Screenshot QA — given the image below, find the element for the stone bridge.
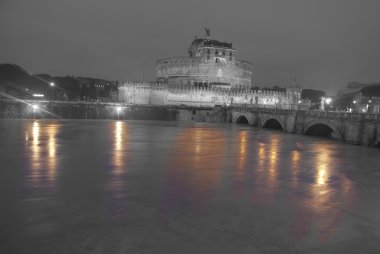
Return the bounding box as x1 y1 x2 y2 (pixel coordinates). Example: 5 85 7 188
231 107 380 147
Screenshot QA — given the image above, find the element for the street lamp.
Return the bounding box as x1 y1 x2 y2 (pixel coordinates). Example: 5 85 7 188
32 104 39 119
325 97 332 105
116 106 122 119
50 82 55 100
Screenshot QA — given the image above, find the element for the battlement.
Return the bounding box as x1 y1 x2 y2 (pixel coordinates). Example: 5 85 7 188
118 82 302 108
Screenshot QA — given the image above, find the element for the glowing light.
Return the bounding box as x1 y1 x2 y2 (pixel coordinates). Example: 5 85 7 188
291 150 301 187
33 94 44 97
50 82 55 87
32 104 39 110
298 100 301 104
325 98 332 104
47 123 59 186
353 100 357 104
30 121 41 184
113 121 125 175
115 121 122 151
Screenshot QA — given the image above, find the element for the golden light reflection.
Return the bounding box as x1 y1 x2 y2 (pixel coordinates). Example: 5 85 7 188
113 121 126 174
291 150 301 187
296 143 356 244
108 121 129 219
252 135 281 205
309 145 333 211
27 121 60 190
237 131 248 173
166 127 226 206
257 142 266 173
31 121 40 173
267 134 280 189
46 123 59 187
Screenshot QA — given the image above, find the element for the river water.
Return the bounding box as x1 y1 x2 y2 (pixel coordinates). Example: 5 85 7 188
0 119 380 253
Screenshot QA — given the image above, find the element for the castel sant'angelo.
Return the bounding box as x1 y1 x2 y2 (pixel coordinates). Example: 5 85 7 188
156 28 253 89
118 29 302 108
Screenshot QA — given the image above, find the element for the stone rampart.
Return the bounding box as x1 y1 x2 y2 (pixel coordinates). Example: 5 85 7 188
118 83 301 109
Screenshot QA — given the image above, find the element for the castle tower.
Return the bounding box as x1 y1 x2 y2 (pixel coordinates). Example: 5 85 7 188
156 29 253 89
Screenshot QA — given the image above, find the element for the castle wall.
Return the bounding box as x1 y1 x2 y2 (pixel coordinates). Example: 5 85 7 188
156 57 252 89
118 83 302 109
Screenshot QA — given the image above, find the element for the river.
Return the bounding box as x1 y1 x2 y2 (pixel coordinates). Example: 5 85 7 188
0 119 379 253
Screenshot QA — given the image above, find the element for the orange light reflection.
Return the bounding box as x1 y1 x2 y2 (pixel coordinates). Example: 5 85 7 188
27 121 60 190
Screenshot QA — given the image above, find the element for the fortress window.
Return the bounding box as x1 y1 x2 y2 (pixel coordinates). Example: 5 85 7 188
207 49 210 54
215 58 218 63
223 50 225 56
215 50 218 56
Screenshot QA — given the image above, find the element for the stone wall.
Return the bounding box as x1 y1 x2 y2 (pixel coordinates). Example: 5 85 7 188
156 57 252 88
0 100 177 120
118 83 303 109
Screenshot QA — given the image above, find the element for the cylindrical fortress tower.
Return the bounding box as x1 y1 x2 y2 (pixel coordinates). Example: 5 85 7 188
156 29 253 89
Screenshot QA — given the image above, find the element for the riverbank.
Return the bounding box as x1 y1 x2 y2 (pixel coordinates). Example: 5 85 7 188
0 99 228 122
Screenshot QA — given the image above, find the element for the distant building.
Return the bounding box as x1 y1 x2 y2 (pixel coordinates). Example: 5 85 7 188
76 77 118 101
335 82 380 113
156 28 253 89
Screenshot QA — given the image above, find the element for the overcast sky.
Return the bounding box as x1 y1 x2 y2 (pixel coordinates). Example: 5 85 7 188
1 0 380 94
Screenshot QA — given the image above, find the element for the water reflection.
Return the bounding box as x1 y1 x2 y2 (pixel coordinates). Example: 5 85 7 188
25 121 60 190
292 143 356 243
257 142 266 173
15 121 365 249
113 121 126 174
108 121 129 219
267 134 280 190
164 127 226 212
291 150 301 188
236 130 248 177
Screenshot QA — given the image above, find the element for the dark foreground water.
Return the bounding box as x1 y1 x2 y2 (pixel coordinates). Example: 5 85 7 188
1 120 380 254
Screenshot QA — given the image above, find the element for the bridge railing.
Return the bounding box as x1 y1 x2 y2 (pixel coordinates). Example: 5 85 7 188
231 105 380 120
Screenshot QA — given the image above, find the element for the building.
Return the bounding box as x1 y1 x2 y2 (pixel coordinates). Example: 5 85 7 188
334 82 380 113
117 29 304 109
156 28 253 89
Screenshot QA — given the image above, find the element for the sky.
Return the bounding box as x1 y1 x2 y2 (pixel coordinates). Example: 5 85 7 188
1 0 380 94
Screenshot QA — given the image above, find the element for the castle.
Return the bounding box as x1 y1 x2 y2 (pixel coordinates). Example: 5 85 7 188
156 28 252 89
118 29 303 108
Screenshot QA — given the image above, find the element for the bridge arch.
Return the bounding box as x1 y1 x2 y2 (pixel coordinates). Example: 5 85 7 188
304 121 342 139
261 116 284 131
233 113 254 125
235 115 249 124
